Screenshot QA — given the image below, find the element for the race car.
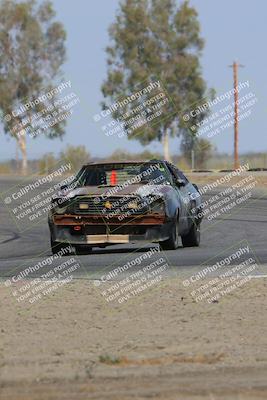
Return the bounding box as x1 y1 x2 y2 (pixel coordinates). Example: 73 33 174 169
48 160 203 254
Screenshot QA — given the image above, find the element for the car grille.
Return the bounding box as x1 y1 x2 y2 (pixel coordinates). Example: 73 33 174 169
73 196 148 216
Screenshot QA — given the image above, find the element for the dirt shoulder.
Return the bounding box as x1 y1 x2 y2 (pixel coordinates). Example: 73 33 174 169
1 277 267 399
186 171 267 190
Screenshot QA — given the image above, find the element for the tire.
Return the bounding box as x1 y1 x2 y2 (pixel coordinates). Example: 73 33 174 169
74 245 92 255
181 222 200 247
50 238 72 255
160 215 179 250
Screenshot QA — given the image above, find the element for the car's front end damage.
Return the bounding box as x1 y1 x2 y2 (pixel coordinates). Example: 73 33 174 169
48 185 176 247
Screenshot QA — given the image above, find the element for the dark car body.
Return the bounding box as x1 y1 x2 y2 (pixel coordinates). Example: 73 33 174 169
48 160 202 253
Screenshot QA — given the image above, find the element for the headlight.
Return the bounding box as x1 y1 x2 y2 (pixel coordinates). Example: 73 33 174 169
79 203 89 210
127 200 139 210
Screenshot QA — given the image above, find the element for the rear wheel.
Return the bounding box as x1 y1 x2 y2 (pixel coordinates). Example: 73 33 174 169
181 222 200 247
160 216 179 250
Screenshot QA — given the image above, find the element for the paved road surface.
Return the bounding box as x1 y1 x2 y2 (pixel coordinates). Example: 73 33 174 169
0 177 266 280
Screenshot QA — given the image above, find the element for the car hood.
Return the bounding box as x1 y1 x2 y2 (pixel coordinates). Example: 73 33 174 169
56 183 174 200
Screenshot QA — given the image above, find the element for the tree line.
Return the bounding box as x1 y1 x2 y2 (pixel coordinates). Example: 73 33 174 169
0 0 212 174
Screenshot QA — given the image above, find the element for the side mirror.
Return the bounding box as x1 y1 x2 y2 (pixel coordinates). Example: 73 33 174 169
60 184 68 191
192 183 199 192
175 177 186 187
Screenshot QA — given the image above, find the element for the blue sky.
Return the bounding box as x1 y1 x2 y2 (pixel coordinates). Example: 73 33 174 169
0 0 266 160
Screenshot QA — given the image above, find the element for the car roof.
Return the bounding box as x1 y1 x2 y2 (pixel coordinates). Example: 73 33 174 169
82 159 165 166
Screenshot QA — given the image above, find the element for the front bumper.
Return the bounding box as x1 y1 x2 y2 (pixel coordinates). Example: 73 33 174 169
49 214 171 245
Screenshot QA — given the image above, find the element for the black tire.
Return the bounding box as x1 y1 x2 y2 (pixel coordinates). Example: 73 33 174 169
181 222 200 247
74 245 92 255
160 215 179 250
50 238 72 255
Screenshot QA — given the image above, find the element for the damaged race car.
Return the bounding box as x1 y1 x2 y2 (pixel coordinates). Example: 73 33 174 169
48 160 203 254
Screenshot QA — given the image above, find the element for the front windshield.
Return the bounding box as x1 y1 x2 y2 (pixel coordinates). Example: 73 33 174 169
73 162 171 187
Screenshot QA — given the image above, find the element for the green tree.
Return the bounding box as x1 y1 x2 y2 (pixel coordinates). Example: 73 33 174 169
0 0 66 174
60 145 90 172
195 138 213 169
102 0 212 161
106 148 162 161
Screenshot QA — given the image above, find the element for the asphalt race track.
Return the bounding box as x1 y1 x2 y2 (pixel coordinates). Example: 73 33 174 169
0 176 266 281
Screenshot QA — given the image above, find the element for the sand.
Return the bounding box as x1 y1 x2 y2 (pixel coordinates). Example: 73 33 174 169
0 276 267 399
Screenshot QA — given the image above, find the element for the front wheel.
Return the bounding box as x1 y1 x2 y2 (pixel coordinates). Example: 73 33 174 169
181 222 200 247
159 216 179 250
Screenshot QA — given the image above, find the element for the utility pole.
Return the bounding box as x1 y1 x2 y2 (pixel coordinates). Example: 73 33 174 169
229 61 244 170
